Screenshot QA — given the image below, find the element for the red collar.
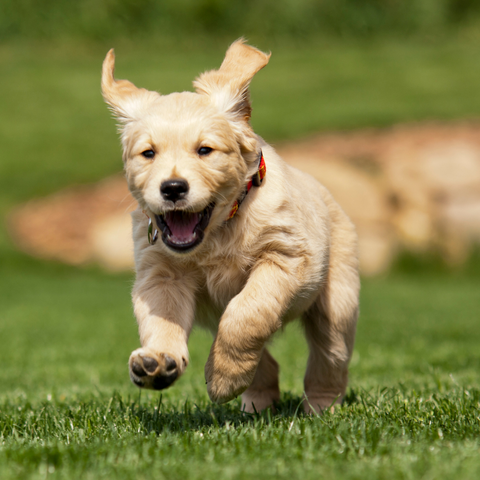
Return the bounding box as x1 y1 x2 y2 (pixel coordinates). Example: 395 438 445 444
226 151 266 221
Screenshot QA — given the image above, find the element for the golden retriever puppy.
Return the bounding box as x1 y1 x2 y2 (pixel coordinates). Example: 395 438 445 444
101 40 359 414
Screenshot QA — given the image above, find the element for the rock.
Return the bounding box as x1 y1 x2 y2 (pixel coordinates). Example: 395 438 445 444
90 213 135 271
7 176 136 267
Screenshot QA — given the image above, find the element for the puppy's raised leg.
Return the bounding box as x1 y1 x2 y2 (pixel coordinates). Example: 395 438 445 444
241 348 280 413
205 260 299 404
129 269 197 390
302 223 359 414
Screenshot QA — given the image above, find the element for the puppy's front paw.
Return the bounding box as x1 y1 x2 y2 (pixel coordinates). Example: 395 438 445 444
205 347 260 404
129 348 184 390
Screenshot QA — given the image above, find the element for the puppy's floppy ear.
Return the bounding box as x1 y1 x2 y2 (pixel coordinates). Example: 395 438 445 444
193 39 270 124
101 49 160 123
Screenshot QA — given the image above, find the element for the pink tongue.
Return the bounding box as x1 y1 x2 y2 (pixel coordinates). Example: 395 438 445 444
165 211 200 242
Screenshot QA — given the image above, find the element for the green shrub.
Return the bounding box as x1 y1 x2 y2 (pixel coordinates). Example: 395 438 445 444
1 0 480 42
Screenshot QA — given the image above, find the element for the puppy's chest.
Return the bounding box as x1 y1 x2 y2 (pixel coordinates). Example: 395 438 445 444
194 261 248 331
199 255 250 309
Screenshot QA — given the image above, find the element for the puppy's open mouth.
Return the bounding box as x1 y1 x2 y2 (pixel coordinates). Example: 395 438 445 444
154 203 214 252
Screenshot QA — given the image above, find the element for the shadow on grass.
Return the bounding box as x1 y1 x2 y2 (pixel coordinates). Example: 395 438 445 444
4 386 480 444
132 391 312 434
1 388 361 441
131 388 365 434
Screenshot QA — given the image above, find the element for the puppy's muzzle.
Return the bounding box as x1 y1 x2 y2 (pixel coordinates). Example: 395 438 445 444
154 203 215 253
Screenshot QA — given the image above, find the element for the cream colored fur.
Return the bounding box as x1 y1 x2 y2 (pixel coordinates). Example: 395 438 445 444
101 40 360 414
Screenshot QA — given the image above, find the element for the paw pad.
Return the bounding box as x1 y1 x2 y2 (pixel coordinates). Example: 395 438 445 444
142 356 159 373
129 351 180 390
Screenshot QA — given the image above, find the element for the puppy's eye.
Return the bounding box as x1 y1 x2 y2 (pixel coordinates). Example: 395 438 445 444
141 150 155 159
198 146 213 156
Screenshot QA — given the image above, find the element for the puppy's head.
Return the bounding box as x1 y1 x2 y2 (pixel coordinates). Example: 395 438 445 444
102 39 270 254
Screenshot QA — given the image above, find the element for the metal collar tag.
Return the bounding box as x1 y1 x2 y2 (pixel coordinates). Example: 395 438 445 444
147 217 158 245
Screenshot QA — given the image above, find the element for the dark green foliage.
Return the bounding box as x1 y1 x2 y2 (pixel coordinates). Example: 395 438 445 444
391 248 480 278
1 0 480 42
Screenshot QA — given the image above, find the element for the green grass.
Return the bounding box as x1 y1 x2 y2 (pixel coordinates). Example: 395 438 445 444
1 389 479 480
1 38 480 478
1 256 479 479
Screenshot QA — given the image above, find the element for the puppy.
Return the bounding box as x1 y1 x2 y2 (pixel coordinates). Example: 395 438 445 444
101 40 359 414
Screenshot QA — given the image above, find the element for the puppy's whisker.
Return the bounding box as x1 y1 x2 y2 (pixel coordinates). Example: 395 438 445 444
118 191 133 205
122 199 138 214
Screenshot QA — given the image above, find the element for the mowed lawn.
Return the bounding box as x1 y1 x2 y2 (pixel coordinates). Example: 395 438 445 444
1 39 480 479
1 259 479 479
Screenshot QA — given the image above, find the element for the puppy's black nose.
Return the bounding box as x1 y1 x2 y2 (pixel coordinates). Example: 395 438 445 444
160 179 189 203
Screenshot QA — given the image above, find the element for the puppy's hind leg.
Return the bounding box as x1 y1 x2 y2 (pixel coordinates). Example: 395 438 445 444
241 348 280 413
302 225 360 414
302 288 358 413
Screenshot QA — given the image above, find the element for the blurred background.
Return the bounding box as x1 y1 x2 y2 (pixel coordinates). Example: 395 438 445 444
1 1 480 401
